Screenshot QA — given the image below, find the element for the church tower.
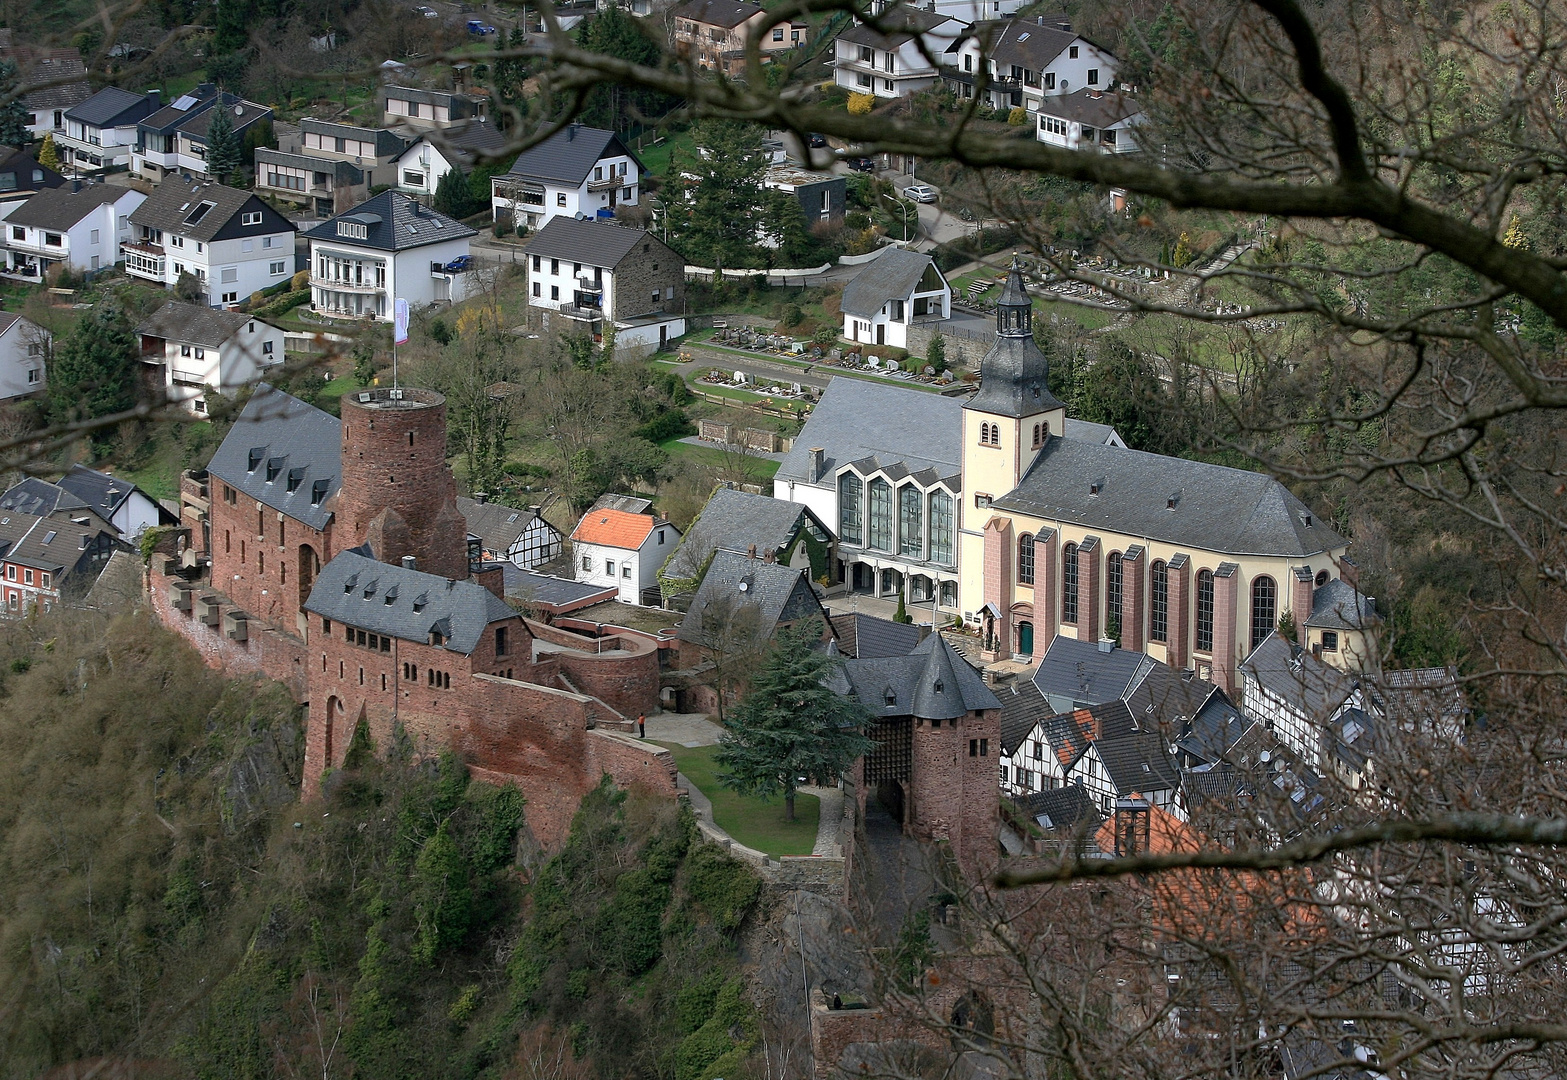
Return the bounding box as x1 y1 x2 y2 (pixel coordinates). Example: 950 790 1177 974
961 257 1066 504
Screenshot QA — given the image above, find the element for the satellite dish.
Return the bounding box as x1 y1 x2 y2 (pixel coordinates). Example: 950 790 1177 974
1258 750 1271 763
738 581 749 592
234 105 244 116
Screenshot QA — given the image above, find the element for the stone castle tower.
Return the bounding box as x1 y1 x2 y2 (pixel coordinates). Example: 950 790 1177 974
338 387 470 580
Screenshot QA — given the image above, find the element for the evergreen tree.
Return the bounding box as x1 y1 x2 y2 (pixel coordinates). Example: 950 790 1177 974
0 62 30 148
433 163 475 219
574 4 673 132
48 301 139 446
203 105 241 185
762 191 819 269
671 121 769 272
715 618 875 822
36 133 60 173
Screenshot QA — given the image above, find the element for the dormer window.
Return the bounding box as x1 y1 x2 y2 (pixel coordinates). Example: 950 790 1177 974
248 447 265 471
342 573 359 594
1089 479 1102 496
338 220 368 240
266 457 284 483
384 584 399 604
884 686 896 705
933 679 944 693
311 479 330 505
286 467 306 493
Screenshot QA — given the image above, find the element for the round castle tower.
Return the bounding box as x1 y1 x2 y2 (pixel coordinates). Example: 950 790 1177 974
338 386 469 581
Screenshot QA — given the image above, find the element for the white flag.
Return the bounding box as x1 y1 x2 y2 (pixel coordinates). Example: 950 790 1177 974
393 297 409 344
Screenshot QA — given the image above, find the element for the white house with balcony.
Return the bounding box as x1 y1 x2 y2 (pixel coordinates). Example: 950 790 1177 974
1035 89 1143 153
490 123 642 231
131 85 272 183
393 120 509 202
951 17 1119 111
839 247 950 350
56 87 162 173
135 300 285 414
832 10 966 99
124 176 296 307
304 190 477 321
1 181 144 277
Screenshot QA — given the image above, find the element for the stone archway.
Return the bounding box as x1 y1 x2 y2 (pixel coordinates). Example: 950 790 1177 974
298 544 321 611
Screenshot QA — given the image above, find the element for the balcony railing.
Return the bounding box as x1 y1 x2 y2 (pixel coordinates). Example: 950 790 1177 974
311 274 385 294
171 368 210 385
586 174 625 191
121 241 165 278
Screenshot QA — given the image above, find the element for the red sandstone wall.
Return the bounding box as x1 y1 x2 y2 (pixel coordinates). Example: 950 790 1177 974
150 561 310 698
207 477 334 630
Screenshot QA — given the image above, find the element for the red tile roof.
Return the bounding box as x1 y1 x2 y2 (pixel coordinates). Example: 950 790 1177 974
571 507 656 549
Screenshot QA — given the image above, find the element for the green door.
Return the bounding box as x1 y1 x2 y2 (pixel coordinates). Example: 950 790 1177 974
1018 621 1034 656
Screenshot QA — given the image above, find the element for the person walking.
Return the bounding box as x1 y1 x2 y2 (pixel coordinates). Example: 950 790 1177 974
638 714 646 739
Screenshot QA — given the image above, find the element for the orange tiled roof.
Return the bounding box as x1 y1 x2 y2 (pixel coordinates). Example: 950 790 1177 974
571 507 656 549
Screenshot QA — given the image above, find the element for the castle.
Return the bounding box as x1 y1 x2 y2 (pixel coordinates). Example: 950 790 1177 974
150 384 673 845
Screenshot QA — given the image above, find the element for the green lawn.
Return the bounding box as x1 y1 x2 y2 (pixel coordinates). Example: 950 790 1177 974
658 436 781 479
657 743 819 857
636 127 697 178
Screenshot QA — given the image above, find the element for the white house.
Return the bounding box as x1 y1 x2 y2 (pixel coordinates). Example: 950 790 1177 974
839 247 950 350
12 51 92 142
524 217 687 355
570 506 680 605
124 176 296 307
1036 88 1144 153
55 87 162 173
393 121 509 202
382 85 489 130
54 465 172 539
491 123 642 231
132 87 273 183
832 10 967 99
303 190 477 321
953 17 1119 112
2 181 145 277
135 300 286 414
0 312 47 401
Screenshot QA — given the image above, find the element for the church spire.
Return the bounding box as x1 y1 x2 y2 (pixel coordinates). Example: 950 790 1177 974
996 255 1032 338
963 253 1065 420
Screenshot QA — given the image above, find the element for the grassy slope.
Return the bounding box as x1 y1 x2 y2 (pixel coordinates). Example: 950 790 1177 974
658 742 819 856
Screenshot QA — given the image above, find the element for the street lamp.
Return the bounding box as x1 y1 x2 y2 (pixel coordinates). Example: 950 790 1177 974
882 193 911 244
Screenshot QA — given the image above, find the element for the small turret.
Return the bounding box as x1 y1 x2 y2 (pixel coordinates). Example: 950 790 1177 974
964 256 1065 420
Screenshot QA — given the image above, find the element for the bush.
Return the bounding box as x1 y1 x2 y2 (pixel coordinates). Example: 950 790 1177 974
682 842 760 932
847 91 875 115
291 269 308 291
254 288 309 319
634 409 695 443
1007 106 1029 125
779 302 804 328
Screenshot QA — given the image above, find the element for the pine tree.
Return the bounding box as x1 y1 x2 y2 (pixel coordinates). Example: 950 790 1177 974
203 104 241 185
715 618 875 822
433 163 475 219
48 301 139 446
0 62 30 148
36 133 60 173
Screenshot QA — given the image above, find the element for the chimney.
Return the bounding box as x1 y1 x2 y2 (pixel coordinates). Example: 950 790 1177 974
568 122 579 140
402 555 417 571
71 178 81 192
746 543 757 558
473 491 487 503
1338 556 1360 589
763 547 776 564
809 447 825 483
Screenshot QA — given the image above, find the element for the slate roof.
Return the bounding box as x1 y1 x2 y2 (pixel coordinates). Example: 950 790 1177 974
304 189 474 252
986 20 1080 71
1379 666 1466 731
571 507 658 549
1037 699 1137 767
129 175 292 243
458 496 553 553
137 83 219 133
6 183 129 230
65 86 159 128
501 124 642 186
840 248 943 318
525 216 663 270
833 632 999 720
177 96 271 140
0 145 64 200
0 507 108 571
136 300 254 348
56 465 155 523
1173 687 1250 763
255 148 363 185
1096 731 1182 795
384 85 484 107
663 487 818 582
827 612 923 660
17 53 90 111
676 549 826 648
1306 577 1377 630
1123 661 1220 730
591 493 653 514
304 548 516 655
0 312 18 335
776 378 1118 495
206 384 342 531
838 8 953 49
1033 635 1157 707
1037 88 1144 129
671 0 764 28
997 675 1049 755
1021 785 1099 831
409 119 509 166
995 437 1347 558
502 567 616 610
1240 631 1358 724
0 476 89 518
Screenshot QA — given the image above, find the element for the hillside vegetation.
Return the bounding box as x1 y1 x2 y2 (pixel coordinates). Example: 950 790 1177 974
0 612 762 1079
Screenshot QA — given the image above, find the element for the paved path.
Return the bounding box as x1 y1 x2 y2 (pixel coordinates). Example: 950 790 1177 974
807 784 844 857
644 712 722 746
676 436 786 462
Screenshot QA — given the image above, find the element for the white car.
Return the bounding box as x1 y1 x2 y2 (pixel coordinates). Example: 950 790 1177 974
414 4 439 16
903 184 938 203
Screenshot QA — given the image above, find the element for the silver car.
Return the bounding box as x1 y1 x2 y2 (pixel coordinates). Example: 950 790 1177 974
903 183 938 203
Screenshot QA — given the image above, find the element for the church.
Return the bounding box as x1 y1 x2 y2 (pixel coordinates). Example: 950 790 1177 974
780 261 1373 695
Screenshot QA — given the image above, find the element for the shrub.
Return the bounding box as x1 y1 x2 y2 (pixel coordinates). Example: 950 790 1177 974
928 333 946 371
291 269 308 291
1007 106 1028 125
779 302 804 328
682 842 760 932
847 91 875 115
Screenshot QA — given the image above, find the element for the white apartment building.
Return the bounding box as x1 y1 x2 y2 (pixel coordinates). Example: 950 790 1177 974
491 123 642 231
0 312 47 401
304 190 477 321
952 17 1119 112
123 177 296 308
833 10 967 99
2 181 145 277
56 87 162 173
382 85 489 130
135 300 286 414
392 121 508 202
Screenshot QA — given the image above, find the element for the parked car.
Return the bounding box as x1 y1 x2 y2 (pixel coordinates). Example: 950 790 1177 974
467 18 497 33
444 255 475 273
903 183 938 203
413 5 439 16
807 133 828 148
844 156 877 172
